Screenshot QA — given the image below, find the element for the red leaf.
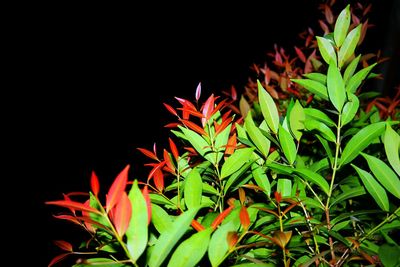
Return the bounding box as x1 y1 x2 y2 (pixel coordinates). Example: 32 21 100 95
53 240 73 252
231 85 237 101
163 103 178 117
195 82 201 101
153 168 165 192
169 138 179 161
148 161 165 181
137 148 158 161
45 200 102 215
191 219 205 232
106 165 130 213
163 149 175 173
294 46 306 63
274 191 282 204
201 94 215 126
176 107 203 118
112 191 132 237
324 4 334 24
164 122 181 128
142 185 152 225
181 119 207 136
240 206 250 229
225 133 237 156
211 99 228 118
90 171 100 196
48 253 70 267
215 117 232 136
238 188 246 206
52 214 81 225
211 206 234 230
227 231 239 248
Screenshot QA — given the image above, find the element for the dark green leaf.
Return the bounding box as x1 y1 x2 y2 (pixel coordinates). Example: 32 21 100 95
352 164 390 211
251 163 271 197
339 121 386 167
341 93 359 126
304 108 336 127
221 148 254 179
245 112 271 157
278 125 297 165
179 126 213 163
379 244 400 267
304 119 336 143
294 168 330 195
329 186 366 208
361 153 400 199
277 178 292 197
346 63 377 93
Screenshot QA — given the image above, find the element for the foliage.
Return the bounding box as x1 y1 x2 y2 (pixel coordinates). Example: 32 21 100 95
46 2 400 267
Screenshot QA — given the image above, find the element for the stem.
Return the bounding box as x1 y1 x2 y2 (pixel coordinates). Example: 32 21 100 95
359 206 400 243
325 113 342 262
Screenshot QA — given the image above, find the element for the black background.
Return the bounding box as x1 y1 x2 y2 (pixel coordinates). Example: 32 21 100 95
15 0 397 266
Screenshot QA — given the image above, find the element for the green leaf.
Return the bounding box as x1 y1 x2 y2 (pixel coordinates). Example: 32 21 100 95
148 208 199 267
304 108 336 127
245 111 271 157
184 168 203 210
291 79 329 100
251 163 271 197
327 61 347 112
73 258 128 267
341 93 359 126
352 164 390 211
289 100 305 141
278 125 297 165
316 36 337 66
304 119 336 143
151 204 173 234
220 148 254 179
338 24 362 68
384 123 400 176
167 228 213 267
339 121 386 167
302 73 327 85
208 220 239 267
179 126 213 163
127 180 148 262
334 4 351 47
258 80 279 134
346 63 377 93
343 55 361 85
277 178 292 197
294 168 330 195
379 244 400 267
361 153 400 199
214 124 232 164
224 162 253 194
329 186 366 208
239 95 251 118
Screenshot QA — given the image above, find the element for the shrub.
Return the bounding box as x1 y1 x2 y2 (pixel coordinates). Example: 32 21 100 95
46 2 399 267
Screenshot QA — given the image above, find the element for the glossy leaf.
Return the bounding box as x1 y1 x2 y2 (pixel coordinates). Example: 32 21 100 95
208 220 238 267
304 119 336 143
338 24 361 68
327 61 346 112
343 55 361 85
211 206 234 230
304 108 336 127
106 164 130 213
329 186 366 208
384 123 400 176
151 204 173 234
346 63 377 93
167 228 213 267
339 121 386 167
341 93 359 126
245 112 270 157
291 79 329 100
45 199 102 215
240 206 251 229
214 123 232 163
251 163 271 197
361 153 400 199
148 208 199 267
294 168 330 195
220 147 254 179
334 4 351 47
113 191 132 237
352 164 389 211
316 36 337 66
278 125 297 165
277 178 292 197
179 126 213 163
303 72 327 84
289 100 305 141
184 168 203 210
258 80 279 134
127 180 148 262
90 171 100 196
